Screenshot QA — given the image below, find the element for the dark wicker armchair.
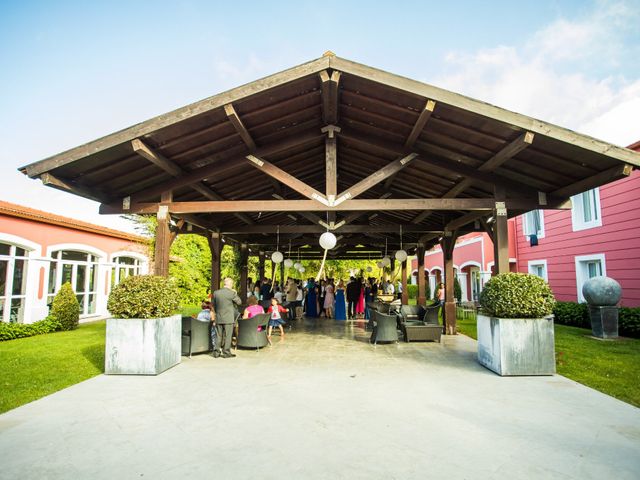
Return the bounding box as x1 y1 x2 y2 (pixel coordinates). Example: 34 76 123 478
370 310 399 345
400 305 426 324
423 304 442 324
181 316 212 357
399 304 443 343
236 313 270 350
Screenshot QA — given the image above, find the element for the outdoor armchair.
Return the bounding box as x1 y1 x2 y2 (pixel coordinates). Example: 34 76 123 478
400 305 426 324
181 316 212 357
236 313 270 350
422 304 442 324
370 310 399 345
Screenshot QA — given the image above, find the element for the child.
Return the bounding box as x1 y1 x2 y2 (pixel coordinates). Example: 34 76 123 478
197 301 217 356
266 297 288 345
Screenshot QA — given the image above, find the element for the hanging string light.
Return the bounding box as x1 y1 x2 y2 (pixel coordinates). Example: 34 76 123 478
316 212 336 281
381 237 391 267
270 226 283 291
395 225 408 262
284 239 293 268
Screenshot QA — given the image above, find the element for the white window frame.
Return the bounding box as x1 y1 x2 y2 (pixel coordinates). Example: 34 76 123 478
522 210 545 239
527 259 548 282
571 188 602 232
575 253 606 303
0 243 30 323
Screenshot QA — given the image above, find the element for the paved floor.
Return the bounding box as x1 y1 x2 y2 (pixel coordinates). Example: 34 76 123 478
1 318 639 479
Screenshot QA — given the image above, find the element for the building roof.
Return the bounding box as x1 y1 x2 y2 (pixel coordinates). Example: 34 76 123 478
18 54 640 258
0 201 148 243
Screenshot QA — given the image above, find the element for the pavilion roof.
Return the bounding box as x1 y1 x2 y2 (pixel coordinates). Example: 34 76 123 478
19 54 640 259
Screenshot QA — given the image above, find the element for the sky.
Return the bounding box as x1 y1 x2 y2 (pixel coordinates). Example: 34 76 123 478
1 0 639 234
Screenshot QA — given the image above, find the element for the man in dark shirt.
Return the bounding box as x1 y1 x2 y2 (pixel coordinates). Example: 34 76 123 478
346 277 358 320
260 277 272 309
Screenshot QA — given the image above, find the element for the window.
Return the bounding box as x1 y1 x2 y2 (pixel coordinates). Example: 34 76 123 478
572 188 602 231
575 254 606 302
528 260 548 282
48 250 100 316
112 256 142 286
523 210 544 238
0 242 29 323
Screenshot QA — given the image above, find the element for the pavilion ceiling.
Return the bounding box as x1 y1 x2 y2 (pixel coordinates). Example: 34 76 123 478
20 54 640 258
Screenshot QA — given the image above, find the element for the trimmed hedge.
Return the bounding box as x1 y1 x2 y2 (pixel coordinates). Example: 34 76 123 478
51 282 80 331
0 316 61 342
480 272 555 318
407 284 418 299
553 301 640 338
108 275 180 319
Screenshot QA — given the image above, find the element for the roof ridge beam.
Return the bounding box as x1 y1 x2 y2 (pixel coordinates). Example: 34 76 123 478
320 70 341 124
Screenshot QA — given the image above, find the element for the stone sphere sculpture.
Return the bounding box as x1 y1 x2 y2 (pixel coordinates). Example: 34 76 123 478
582 276 622 306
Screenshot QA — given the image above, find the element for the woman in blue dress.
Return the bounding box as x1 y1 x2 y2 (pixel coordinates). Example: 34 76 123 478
306 282 319 317
334 280 347 321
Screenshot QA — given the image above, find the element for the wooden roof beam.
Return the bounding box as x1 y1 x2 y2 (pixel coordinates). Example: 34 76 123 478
551 164 633 198
219 225 440 234
247 155 328 206
224 103 257 152
334 153 418 205
405 99 436 148
131 138 254 225
100 197 569 215
320 70 341 124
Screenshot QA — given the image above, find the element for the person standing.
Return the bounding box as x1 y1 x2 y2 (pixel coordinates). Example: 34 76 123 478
334 280 347 321
212 277 242 358
346 277 357 319
397 280 403 301
323 280 335 319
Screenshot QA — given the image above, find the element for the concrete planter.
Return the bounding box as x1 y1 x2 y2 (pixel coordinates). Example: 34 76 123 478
477 314 555 376
105 314 181 375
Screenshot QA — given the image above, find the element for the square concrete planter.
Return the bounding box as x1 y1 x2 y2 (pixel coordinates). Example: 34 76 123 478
477 314 555 376
105 314 181 375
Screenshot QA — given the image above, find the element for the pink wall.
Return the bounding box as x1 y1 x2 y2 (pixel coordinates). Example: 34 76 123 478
516 168 640 307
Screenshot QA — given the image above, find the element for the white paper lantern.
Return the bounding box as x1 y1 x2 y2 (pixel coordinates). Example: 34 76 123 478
299 266 306 273
271 251 284 264
294 262 301 270
376 261 384 269
381 256 391 267
395 250 408 262
284 258 293 268
319 231 337 250
366 266 373 273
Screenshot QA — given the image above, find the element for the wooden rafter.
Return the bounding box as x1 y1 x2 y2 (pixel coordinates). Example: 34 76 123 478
319 70 341 124
131 138 254 225
551 164 633 198
219 225 441 234
405 99 436 148
224 103 257 152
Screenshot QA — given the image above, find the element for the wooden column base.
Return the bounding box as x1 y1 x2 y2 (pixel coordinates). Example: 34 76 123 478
444 301 457 335
417 296 427 306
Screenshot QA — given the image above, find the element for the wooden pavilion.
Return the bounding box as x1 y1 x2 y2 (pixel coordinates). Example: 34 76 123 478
20 52 640 334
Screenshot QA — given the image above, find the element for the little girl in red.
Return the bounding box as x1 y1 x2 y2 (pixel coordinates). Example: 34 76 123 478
266 298 288 344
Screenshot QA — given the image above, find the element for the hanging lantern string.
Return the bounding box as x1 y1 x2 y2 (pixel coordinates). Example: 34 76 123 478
400 225 403 250
270 225 280 292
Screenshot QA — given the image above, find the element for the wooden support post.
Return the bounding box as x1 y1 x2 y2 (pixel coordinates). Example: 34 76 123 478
154 191 172 277
493 187 509 274
416 245 426 305
441 233 458 335
208 233 222 292
239 243 249 301
258 251 265 280
401 259 408 304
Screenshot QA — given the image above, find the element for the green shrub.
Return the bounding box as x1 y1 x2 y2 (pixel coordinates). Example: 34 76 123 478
479 272 555 318
407 284 418 299
619 307 640 338
50 282 80 331
108 275 180 319
454 277 462 303
553 301 589 328
0 316 61 342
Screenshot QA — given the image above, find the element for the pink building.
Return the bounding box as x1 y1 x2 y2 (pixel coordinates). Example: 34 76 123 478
0 201 149 324
412 140 640 307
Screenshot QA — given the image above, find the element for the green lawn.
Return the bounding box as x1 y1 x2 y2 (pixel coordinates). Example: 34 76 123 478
456 316 640 408
0 321 106 414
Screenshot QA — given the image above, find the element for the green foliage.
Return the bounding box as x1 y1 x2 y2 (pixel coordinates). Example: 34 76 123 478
553 301 590 328
108 275 180 319
425 280 431 300
169 234 211 305
454 277 462 303
50 282 80 331
479 272 555 318
407 284 418 299
0 316 61 342
553 301 640 339
619 307 640 338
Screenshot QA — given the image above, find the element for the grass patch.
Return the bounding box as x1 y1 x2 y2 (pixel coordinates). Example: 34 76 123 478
456 316 640 407
0 321 106 414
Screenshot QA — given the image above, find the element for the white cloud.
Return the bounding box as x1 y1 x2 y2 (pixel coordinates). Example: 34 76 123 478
432 1 640 147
